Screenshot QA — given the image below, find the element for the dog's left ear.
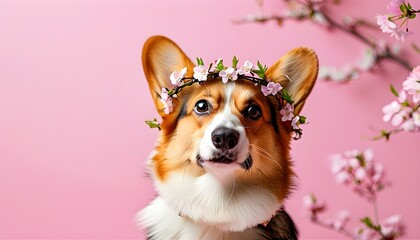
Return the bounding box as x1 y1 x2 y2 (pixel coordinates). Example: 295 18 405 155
266 47 318 115
142 35 195 116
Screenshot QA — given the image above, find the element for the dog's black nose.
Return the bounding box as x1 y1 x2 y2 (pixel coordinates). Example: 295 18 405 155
211 127 239 149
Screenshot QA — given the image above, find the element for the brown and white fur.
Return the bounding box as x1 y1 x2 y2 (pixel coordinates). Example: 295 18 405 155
137 35 318 240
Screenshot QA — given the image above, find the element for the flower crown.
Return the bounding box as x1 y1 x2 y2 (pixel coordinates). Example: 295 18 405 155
146 57 308 140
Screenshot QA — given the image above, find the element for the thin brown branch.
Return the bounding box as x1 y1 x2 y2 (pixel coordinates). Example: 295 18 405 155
311 219 356 239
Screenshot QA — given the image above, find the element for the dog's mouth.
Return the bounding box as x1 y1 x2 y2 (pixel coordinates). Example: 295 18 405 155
196 153 253 170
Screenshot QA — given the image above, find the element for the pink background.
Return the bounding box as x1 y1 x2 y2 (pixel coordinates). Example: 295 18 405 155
1 0 419 239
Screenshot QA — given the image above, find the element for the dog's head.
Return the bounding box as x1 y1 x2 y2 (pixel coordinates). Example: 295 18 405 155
142 35 318 231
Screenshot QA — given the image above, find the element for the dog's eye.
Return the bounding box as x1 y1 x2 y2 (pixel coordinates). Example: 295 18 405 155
246 104 262 120
194 100 210 115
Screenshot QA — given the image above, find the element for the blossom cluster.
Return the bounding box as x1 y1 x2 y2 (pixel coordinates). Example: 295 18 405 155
376 0 419 41
356 215 404 240
303 194 326 221
382 66 420 135
282 0 327 25
303 193 404 240
330 149 385 201
303 149 404 240
156 57 308 139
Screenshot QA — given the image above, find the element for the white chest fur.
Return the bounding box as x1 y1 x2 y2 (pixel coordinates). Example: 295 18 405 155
138 172 282 239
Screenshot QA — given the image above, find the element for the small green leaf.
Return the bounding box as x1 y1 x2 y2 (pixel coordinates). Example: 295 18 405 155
381 130 391 141
232 56 239 69
299 116 307 124
253 69 265 79
145 118 161 131
390 84 399 97
196 57 204 66
256 61 267 78
409 13 416 19
407 2 413 10
216 59 225 71
361 217 374 229
400 4 407 14
281 89 293 103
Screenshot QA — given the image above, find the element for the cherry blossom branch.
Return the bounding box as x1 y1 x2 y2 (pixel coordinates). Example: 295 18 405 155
304 149 404 240
236 0 416 82
310 218 356 239
320 12 412 71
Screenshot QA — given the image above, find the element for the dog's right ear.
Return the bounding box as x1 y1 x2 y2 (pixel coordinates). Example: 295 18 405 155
142 35 195 116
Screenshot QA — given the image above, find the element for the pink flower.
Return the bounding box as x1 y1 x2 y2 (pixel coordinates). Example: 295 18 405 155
398 90 407 104
400 118 416 132
403 66 420 103
331 154 348 174
193 65 208 81
170 67 187 86
390 28 413 41
261 82 282 96
376 14 397 33
372 162 385 184
237 60 253 75
219 67 238 83
380 215 403 238
382 101 401 122
354 167 366 181
303 194 325 219
413 112 420 126
160 88 173 114
325 210 350 231
356 226 380 240
386 0 403 15
280 103 294 121
391 111 405 126
364 149 374 161
330 149 386 200
335 171 351 184
160 88 169 102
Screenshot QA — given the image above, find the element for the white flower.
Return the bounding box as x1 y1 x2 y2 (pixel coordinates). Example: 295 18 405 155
364 149 374 162
413 111 420 127
170 67 187 86
372 162 384 183
400 119 416 132
391 111 405 126
312 12 327 25
291 116 300 129
193 65 208 81
219 67 238 83
358 48 376 71
330 154 347 174
380 215 402 237
390 28 413 41
403 66 420 103
335 171 351 184
237 60 253 75
354 167 366 181
382 101 401 122
376 14 397 33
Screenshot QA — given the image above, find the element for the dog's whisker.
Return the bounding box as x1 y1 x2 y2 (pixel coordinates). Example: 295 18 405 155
183 159 192 183
227 175 236 205
250 144 283 170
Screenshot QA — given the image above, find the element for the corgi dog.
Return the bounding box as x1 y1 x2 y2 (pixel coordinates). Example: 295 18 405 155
138 35 318 240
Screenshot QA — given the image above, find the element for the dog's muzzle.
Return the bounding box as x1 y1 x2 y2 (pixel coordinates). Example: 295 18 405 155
196 126 253 170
